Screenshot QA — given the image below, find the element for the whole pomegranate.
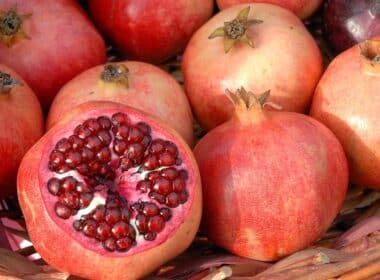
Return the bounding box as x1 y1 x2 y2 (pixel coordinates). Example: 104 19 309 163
17 101 202 279
0 0 106 110
194 88 348 261
310 39 380 189
88 0 214 64
216 0 323 19
0 64 43 197
182 4 323 130
47 62 194 146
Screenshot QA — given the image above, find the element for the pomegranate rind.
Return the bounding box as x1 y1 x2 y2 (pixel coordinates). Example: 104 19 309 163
17 101 202 280
0 64 43 197
194 111 348 261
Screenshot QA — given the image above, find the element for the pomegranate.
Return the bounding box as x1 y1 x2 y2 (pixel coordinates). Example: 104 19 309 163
47 62 194 146
182 4 323 130
0 0 106 110
88 0 214 64
310 39 380 189
194 88 348 261
216 0 323 19
324 0 380 53
0 64 43 197
17 101 202 279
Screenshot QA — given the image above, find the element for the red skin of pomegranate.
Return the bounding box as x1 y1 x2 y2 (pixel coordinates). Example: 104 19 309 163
17 101 202 280
0 64 43 197
47 61 194 146
0 0 106 110
310 39 380 189
182 4 323 130
194 93 348 260
216 0 323 19
88 0 214 64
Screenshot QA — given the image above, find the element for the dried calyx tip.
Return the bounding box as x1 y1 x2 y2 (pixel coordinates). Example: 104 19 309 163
0 5 31 47
360 39 380 64
100 64 130 88
208 6 263 53
0 71 22 93
227 87 282 111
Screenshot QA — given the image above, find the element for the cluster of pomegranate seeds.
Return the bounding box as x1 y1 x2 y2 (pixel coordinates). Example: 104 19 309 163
47 113 189 252
47 176 93 219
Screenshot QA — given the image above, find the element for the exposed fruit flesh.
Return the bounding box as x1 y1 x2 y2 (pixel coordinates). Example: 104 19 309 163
45 112 190 253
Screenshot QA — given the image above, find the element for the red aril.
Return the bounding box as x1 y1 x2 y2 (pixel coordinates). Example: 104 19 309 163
0 0 106 110
182 4 323 130
310 39 380 189
216 0 323 19
47 61 194 146
194 88 348 261
17 101 202 279
88 0 214 64
0 64 43 197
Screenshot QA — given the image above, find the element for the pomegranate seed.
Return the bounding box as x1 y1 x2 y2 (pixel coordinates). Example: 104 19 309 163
65 151 82 168
153 178 172 195
179 191 189 203
148 216 164 233
59 191 80 209
105 208 121 224
135 214 148 233
47 178 61 195
136 122 151 134
97 130 112 145
57 166 70 174
120 208 130 221
111 112 129 125
106 196 123 208
160 167 178 180
85 136 102 151
127 143 144 161
81 147 94 162
55 202 72 219
119 157 133 171
147 171 160 181
49 151 65 169
89 161 101 173
96 147 111 162
61 177 77 192
165 141 178 156
114 124 129 139
97 116 112 129
128 127 143 142
136 180 151 193
68 135 84 150
141 135 152 147
149 139 165 154
116 237 133 251
149 192 166 204
103 238 117 251
76 164 89 175
83 219 97 237
96 222 111 241
92 206 106 221
159 208 172 221
112 221 130 239
84 118 101 133
142 154 159 170
179 169 189 180
74 125 92 139
55 138 71 153
79 193 93 208
73 220 83 231
166 192 180 208
113 139 127 155
142 202 159 217
144 232 157 241
173 177 186 193
158 152 176 166
75 182 91 193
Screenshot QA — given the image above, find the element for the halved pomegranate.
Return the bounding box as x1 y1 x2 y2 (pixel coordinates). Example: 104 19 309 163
0 64 43 197
47 62 194 146
17 101 202 279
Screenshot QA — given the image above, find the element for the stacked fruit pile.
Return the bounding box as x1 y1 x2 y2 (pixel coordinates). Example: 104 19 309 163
0 0 380 279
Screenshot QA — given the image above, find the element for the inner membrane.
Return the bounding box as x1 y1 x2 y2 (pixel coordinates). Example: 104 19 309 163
46 113 189 252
